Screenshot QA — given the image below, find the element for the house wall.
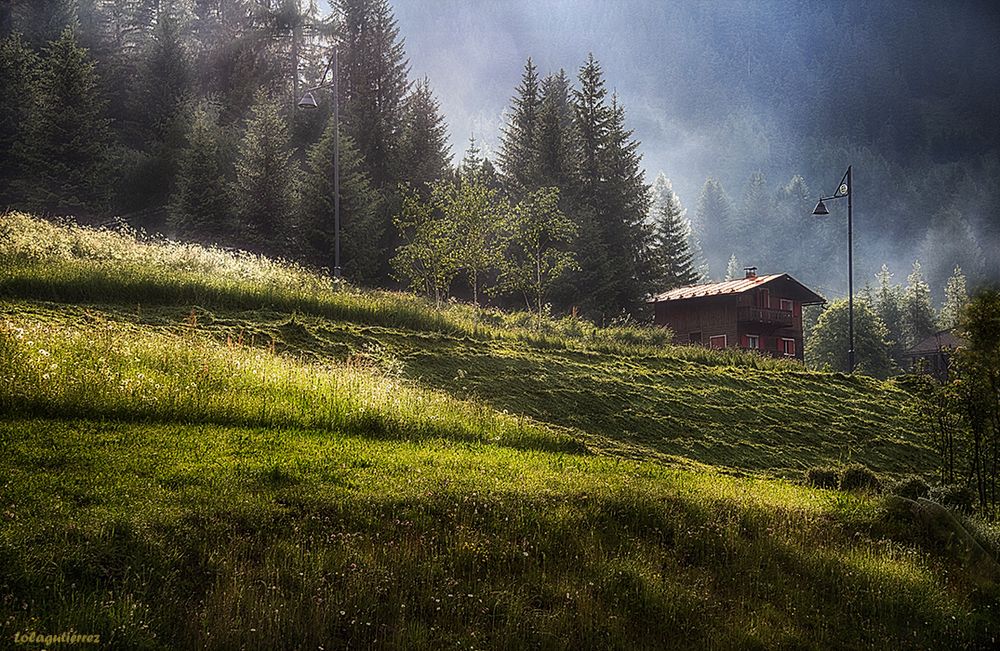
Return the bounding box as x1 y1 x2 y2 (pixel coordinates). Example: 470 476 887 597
655 296 739 348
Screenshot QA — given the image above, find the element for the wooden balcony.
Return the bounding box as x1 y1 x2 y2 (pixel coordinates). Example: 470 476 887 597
738 306 793 327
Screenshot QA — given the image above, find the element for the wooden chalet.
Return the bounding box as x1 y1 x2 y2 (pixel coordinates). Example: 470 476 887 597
905 329 965 381
650 268 825 360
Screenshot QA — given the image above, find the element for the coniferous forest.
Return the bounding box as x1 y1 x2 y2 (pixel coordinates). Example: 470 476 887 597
2 1 998 328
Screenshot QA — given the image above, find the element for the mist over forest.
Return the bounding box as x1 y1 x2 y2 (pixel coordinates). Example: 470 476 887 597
392 0 1000 300
2 0 998 311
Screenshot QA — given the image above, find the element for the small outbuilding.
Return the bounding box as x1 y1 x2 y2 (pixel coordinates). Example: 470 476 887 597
649 267 825 360
905 329 965 380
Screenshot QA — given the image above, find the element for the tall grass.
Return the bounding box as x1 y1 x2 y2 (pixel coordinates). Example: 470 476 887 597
0 313 580 453
0 212 800 368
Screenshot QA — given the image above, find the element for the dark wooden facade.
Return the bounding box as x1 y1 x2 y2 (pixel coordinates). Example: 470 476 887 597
650 271 825 361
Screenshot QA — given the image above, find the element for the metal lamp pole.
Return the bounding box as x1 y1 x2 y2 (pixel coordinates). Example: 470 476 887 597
297 46 341 278
812 166 854 372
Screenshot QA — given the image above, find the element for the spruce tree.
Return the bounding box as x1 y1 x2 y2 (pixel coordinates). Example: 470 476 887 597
0 34 39 203
694 178 734 278
903 260 938 347
600 93 653 313
873 264 907 368
570 55 651 316
725 253 741 281
734 170 770 260
232 92 298 256
534 70 579 192
398 77 451 191
940 266 969 331
168 102 230 241
299 118 383 284
22 27 113 215
137 9 189 140
652 186 699 290
336 0 409 189
458 136 500 190
498 58 541 199
650 173 705 284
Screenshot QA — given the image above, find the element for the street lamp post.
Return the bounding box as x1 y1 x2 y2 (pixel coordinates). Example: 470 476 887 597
812 166 854 372
297 46 340 279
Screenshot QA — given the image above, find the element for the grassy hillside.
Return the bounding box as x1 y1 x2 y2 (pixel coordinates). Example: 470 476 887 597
2 213 997 648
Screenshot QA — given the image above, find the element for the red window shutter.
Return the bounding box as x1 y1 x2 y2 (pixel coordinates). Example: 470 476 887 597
741 335 748 348
788 339 796 356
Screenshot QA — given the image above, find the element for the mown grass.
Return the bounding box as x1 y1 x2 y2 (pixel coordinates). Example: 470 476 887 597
2 301 938 477
2 418 996 649
0 211 798 367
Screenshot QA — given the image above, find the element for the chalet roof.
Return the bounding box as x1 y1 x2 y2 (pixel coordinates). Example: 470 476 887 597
907 329 965 356
649 273 825 304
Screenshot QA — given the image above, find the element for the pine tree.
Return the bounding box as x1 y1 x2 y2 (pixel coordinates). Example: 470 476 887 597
650 173 706 283
398 77 451 191
232 92 298 255
0 34 39 203
940 266 969 331
168 102 230 241
694 178 734 278
903 260 938 347
22 27 113 215
299 118 383 284
336 0 409 189
497 58 541 199
873 264 906 368
651 177 699 290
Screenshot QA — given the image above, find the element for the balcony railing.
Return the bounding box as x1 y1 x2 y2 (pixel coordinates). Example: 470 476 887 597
738 306 794 327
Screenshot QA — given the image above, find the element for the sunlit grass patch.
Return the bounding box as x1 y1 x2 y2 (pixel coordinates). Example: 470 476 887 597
0 313 579 453
0 418 989 649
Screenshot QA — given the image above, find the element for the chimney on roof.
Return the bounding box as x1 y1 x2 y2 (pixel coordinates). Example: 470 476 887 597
744 266 757 279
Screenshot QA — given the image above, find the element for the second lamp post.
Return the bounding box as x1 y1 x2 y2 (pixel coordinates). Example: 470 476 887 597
812 166 854 372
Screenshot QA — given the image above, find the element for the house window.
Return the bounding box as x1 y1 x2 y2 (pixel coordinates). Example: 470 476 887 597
689 331 702 344
780 337 796 356
745 334 759 349
780 299 793 312
758 289 770 308
709 335 727 349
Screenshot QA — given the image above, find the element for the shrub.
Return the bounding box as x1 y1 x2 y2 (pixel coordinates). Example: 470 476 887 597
840 464 881 492
889 476 930 500
804 466 839 489
928 484 978 514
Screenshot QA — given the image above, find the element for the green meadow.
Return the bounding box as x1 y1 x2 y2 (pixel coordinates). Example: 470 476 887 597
1 213 997 648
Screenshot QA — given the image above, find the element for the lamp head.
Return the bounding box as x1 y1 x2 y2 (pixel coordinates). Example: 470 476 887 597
812 198 830 216
297 91 319 109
